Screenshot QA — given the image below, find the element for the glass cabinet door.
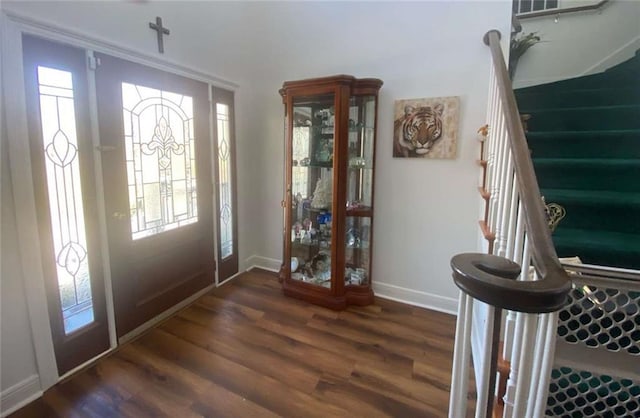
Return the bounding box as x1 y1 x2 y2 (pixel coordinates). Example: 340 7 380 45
289 94 334 288
345 95 376 286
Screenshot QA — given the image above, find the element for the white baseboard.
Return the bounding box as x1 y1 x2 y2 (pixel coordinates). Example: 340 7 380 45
244 255 281 273
372 281 458 316
244 255 459 315
1 375 41 417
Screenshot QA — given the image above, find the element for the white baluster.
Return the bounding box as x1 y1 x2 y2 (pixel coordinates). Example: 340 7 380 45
496 149 515 257
512 313 539 418
489 109 507 246
532 311 559 418
502 198 525 364
526 312 551 418
503 235 532 418
449 292 474 418
484 71 499 196
505 174 520 261
475 304 496 418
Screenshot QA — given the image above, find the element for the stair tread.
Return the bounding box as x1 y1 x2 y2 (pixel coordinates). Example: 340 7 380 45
553 228 640 252
519 87 637 95
526 129 640 138
542 189 640 206
533 158 640 167
521 104 640 113
517 53 640 270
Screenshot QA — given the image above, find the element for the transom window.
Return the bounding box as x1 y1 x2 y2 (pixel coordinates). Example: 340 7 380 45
513 0 559 14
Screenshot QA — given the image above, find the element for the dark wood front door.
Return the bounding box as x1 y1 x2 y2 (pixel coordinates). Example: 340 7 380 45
22 35 110 374
94 53 215 337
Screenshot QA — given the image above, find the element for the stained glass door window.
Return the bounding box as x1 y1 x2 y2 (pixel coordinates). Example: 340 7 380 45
37 66 95 334
121 83 198 240
216 103 234 259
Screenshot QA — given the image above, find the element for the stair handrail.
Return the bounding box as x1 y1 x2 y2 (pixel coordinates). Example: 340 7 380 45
449 29 573 418
451 30 571 314
517 0 611 19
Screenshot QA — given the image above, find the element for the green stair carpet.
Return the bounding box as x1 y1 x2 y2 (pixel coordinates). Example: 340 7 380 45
515 52 640 270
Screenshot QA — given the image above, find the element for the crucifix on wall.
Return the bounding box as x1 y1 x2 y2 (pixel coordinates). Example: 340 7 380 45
149 16 170 53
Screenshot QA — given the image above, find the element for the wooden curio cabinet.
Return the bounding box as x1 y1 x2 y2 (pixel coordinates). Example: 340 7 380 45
279 75 383 309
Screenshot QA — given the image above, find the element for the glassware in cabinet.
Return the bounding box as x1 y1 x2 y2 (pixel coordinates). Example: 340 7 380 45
280 75 382 309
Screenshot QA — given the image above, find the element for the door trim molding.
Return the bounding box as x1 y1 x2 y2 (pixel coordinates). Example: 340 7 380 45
1 13 59 391
1 9 240 392
86 49 118 350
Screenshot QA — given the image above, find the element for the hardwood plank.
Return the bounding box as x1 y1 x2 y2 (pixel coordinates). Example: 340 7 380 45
92 355 199 418
257 312 416 376
351 361 450 408
137 328 349 418
307 312 454 372
4 398 58 418
181 299 355 379
10 270 472 418
159 315 322 394
41 386 90 418
315 373 439 417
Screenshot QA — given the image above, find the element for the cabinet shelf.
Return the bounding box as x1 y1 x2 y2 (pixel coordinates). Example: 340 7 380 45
296 161 333 169
281 74 382 310
293 124 375 132
346 206 373 217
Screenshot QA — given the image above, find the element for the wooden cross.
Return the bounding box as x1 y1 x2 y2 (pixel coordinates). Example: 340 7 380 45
149 16 170 53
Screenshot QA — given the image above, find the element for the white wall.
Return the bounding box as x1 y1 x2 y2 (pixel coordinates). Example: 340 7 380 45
514 0 640 88
248 1 512 311
0 0 513 412
1 104 40 410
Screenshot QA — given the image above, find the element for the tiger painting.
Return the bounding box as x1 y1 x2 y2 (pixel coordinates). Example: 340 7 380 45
393 104 445 158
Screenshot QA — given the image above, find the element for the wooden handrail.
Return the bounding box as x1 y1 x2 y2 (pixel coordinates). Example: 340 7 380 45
518 0 610 19
511 14 522 34
450 30 571 313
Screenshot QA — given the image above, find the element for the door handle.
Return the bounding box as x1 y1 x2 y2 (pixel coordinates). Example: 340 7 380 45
112 211 128 220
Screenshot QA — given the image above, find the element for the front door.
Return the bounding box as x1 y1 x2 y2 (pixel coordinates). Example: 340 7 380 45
94 54 215 337
22 35 110 374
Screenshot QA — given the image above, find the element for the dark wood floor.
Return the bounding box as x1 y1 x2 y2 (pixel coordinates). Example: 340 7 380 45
10 269 475 417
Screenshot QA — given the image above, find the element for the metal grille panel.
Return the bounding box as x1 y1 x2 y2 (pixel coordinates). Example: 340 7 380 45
547 367 640 418
557 286 640 356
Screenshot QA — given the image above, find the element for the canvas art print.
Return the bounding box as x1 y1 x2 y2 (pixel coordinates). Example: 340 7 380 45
393 96 460 159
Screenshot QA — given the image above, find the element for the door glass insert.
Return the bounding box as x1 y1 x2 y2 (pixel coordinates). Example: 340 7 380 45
37 66 94 334
215 103 234 259
347 96 376 211
121 82 197 240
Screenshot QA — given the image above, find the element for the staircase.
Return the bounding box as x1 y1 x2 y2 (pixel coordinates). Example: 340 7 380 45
515 52 640 270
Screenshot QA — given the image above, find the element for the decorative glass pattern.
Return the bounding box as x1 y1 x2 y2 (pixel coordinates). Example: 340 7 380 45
37 66 94 334
216 103 234 259
121 83 198 240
